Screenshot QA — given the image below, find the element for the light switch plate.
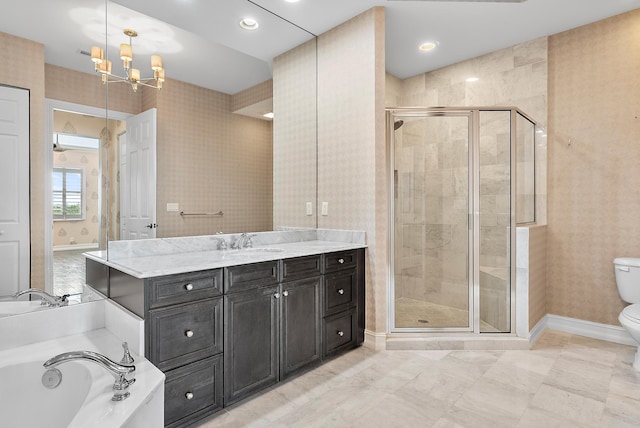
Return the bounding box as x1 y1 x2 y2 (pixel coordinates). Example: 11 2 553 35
166 203 179 212
306 202 313 216
321 201 328 216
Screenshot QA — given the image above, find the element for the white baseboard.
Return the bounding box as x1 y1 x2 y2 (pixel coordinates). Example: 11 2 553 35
529 316 548 347
53 243 99 252
544 314 636 346
364 329 386 351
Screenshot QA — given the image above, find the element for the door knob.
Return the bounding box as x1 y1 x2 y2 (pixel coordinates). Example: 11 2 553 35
145 223 158 229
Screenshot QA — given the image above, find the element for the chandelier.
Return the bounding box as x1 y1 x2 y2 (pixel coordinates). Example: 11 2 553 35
90 29 165 92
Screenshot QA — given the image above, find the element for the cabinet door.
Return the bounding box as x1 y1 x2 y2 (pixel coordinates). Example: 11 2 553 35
224 285 279 405
281 277 322 379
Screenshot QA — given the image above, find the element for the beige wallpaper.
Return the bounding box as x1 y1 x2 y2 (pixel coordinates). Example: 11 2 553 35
52 111 102 247
273 39 318 229
316 7 387 333
152 78 273 237
547 9 640 326
0 32 45 289
231 79 273 113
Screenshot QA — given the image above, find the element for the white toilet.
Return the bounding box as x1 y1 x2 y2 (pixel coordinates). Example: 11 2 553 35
614 257 640 370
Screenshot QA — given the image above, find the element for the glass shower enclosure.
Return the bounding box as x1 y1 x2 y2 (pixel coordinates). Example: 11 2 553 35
388 108 536 334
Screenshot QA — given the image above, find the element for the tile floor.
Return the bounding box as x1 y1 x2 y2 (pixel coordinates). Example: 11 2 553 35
52 249 86 296
196 330 640 427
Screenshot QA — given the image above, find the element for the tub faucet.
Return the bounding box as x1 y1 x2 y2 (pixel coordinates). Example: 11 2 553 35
13 288 68 307
43 348 136 401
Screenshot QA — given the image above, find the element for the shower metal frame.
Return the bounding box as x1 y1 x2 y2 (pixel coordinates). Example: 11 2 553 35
386 106 537 335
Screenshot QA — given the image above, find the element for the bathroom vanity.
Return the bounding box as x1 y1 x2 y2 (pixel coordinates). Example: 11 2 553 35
86 231 366 428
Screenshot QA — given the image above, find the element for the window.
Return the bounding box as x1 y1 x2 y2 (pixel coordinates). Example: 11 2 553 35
53 168 84 220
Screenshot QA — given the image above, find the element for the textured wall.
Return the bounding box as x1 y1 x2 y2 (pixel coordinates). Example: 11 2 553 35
0 32 45 289
273 39 317 229
153 78 273 237
317 7 387 333
547 9 640 325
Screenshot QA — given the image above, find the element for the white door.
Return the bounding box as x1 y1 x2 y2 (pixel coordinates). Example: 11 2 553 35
122 108 156 240
0 86 30 295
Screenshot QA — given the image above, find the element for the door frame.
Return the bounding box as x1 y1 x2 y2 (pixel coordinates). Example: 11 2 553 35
44 99 129 294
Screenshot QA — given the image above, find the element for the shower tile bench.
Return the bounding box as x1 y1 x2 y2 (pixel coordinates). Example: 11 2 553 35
85 230 366 428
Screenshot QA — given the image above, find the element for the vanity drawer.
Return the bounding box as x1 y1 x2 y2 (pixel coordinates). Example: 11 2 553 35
323 309 357 357
165 355 223 428
324 268 357 316
323 250 358 273
148 298 223 371
281 255 321 281
224 261 279 293
147 269 222 309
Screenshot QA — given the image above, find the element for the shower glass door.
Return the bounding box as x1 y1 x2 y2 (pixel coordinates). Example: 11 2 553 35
392 112 472 330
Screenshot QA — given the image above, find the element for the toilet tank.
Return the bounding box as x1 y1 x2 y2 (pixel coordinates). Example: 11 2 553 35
614 258 640 303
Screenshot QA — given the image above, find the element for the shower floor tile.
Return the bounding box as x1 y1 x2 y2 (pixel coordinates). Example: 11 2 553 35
395 297 499 331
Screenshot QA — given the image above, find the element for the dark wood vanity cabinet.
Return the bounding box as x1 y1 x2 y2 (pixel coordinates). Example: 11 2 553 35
100 248 364 428
223 256 323 406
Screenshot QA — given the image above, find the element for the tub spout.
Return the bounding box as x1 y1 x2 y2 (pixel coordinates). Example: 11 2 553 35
44 349 136 401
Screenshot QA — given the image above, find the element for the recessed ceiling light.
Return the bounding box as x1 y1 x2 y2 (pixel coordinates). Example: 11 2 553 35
466 77 479 82
239 18 259 30
263 112 274 119
419 41 438 52
284 0 300 2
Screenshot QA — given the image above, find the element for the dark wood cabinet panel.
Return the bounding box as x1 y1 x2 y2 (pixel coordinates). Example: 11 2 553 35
224 285 279 405
280 277 322 379
281 255 322 281
323 308 357 357
148 269 222 309
323 250 357 273
147 298 223 371
165 355 223 428
224 261 279 293
324 268 357 316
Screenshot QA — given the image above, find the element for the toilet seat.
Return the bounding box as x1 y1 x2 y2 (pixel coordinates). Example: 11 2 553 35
621 304 640 323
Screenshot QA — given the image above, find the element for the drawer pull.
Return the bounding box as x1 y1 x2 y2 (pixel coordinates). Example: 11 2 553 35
338 258 345 264
185 330 194 338
185 283 194 291
283 290 289 297
337 330 344 337
274 292 281 299
337 288 345 295
185 392 194 400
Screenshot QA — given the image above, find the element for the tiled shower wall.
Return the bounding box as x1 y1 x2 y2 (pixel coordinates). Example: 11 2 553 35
388 37 548 330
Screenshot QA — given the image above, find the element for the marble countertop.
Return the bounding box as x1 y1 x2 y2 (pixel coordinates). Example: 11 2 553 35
86 240 366 279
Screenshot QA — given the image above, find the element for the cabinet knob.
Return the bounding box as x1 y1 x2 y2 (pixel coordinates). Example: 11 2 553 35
185 283 194 291
283 290 289 297
338 258 345 264
274 292 281 299
337 288 345 295
337 331 344 337
185 392 194 400
185 330 194 338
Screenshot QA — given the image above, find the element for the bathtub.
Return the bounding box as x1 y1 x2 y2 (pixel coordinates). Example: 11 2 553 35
0 304 164 428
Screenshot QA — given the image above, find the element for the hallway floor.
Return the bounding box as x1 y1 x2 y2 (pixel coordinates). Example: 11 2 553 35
196 330 640 427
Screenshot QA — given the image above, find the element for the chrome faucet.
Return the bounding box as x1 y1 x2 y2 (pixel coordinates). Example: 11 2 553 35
43 347 136 401
13 288 68 307
231 233 257 249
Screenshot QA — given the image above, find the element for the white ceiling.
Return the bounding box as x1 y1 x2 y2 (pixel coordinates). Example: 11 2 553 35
1 0 639 94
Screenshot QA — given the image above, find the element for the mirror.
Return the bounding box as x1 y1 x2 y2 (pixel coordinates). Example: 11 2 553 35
102 0 318 260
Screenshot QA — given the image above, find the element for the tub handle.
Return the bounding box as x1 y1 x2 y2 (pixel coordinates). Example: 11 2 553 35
185 392 194 400
616 266 630 272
